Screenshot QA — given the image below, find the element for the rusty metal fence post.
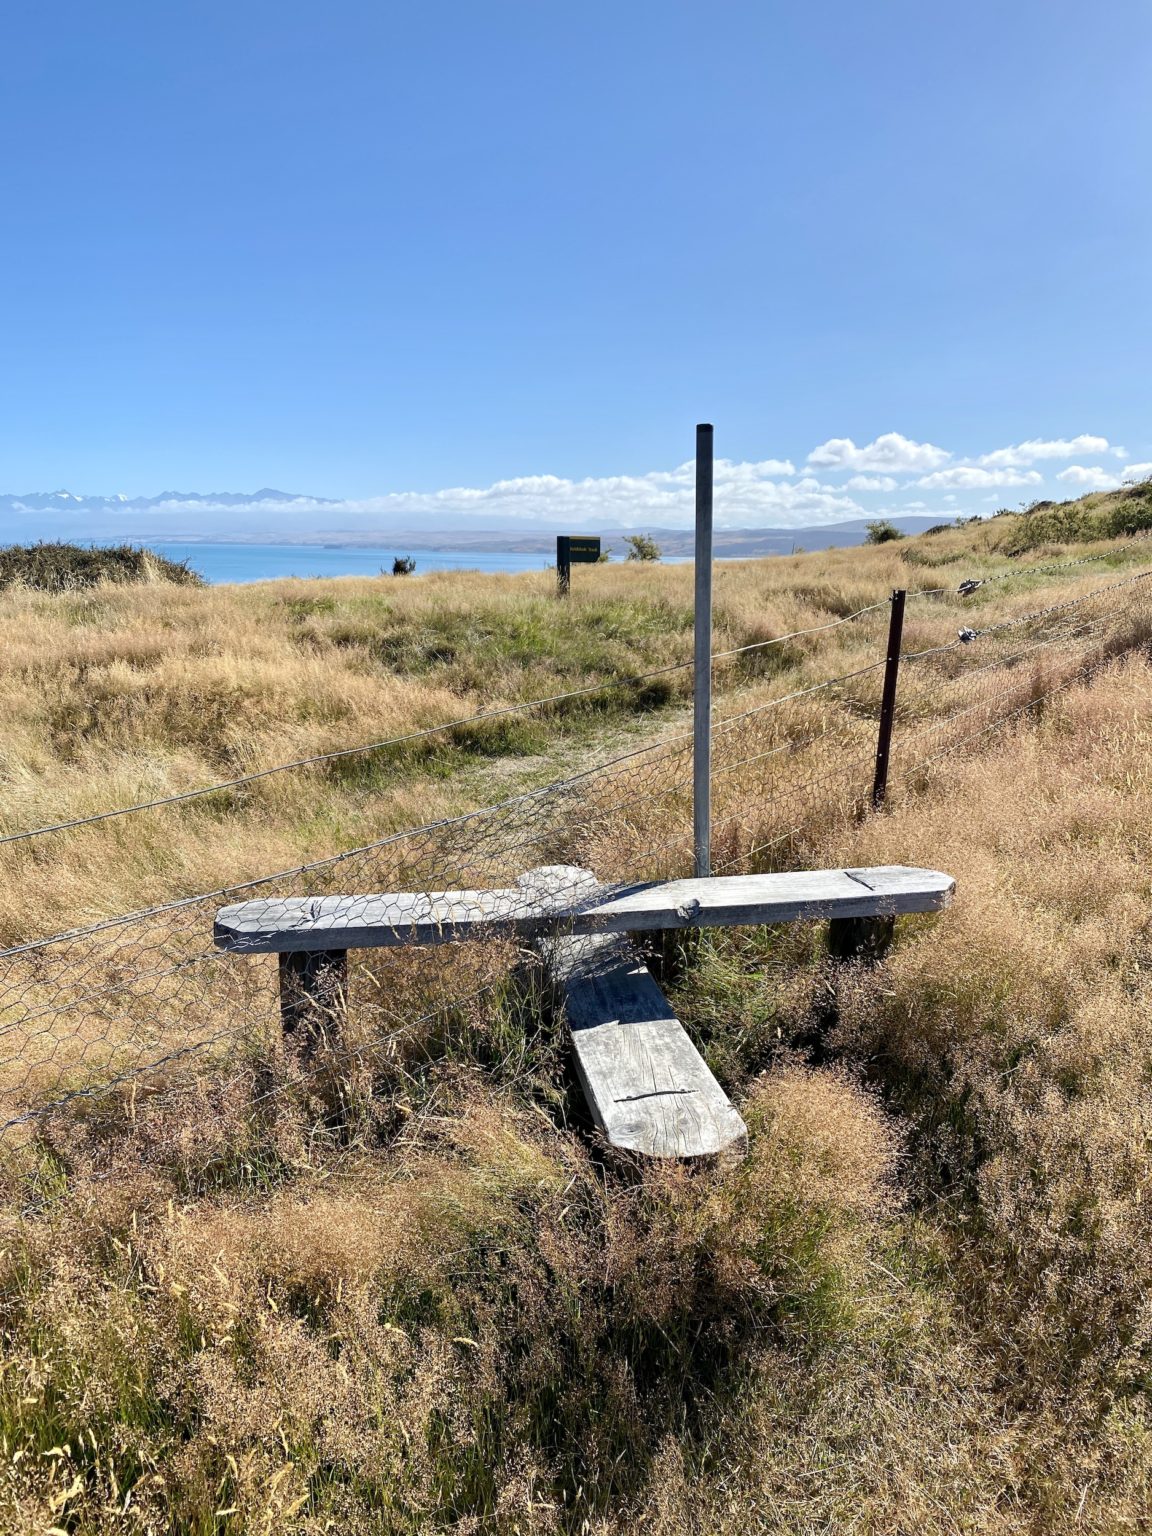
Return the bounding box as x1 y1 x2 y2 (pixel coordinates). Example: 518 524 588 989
871 588 906 810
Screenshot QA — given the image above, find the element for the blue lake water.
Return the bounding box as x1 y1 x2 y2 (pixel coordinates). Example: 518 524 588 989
136 542 556 584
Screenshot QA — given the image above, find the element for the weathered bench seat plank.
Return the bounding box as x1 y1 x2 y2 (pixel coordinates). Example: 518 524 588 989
214 865 954 954
549 932 748 1159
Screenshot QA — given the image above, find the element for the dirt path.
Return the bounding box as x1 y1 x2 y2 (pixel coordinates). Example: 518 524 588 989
454 698 697 807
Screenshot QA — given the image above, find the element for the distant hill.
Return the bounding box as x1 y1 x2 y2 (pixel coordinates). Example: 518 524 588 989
354 517 949 558
0 487 945 553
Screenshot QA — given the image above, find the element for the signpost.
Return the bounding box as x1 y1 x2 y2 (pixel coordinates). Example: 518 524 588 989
556 535 601 595
693 424 714 879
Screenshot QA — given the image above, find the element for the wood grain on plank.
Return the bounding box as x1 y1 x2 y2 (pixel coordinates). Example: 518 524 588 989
548 930 748 1159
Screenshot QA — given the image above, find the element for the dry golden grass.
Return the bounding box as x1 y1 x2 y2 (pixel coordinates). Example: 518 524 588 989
0 518 1144 938
4 516 1152 1530
818 663 1152 1401
3 522 1150 1133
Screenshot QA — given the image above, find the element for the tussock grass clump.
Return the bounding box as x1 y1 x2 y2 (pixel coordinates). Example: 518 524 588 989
814 667 1152 1398
708 657 1152 1525
1 1064 954 1533
0 540 203 591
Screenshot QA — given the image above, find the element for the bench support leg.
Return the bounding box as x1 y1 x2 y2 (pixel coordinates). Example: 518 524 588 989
278 949 347 1059
827 915 895 964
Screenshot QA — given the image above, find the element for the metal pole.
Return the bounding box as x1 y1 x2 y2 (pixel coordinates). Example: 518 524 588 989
871 588 906 809
693 423 714 877
556 536 571 596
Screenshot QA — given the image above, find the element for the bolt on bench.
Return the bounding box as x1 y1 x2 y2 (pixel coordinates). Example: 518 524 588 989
214 862 955 1161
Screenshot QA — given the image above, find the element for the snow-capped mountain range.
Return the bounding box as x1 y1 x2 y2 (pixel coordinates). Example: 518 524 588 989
1 488 336 515
0 486 389 542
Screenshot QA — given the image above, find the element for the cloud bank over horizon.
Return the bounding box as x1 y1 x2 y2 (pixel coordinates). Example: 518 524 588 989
3 432 1144 533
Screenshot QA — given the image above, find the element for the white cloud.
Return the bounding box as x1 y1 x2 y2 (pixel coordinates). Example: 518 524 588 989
844 474 899 491
917 467 1043 490
721 456 796 478
1056 465 1121 490
978 435 1111 468
19 428 1139 537
807 432 951 473
140 460 857 531
642 457 795 487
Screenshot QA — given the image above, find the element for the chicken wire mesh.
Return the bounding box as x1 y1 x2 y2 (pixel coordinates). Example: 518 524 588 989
3 564 1152 1138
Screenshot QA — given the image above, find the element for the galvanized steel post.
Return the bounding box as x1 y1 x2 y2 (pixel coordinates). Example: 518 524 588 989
693 423 714 877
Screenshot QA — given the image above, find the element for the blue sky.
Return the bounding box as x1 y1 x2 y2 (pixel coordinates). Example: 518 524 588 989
1 0 1150 529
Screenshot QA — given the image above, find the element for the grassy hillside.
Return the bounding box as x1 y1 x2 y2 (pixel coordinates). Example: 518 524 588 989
3 500 1152 1530
0 507 1148 937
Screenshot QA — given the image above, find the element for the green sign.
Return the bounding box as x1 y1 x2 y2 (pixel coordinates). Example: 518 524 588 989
561 536 601 564
556 534 601 595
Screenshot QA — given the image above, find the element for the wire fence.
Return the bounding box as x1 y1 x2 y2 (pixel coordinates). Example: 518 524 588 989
4 559 1152 1140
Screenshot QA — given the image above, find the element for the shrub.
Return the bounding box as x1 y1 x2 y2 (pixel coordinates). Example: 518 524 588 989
1104 483 1152 539
864 520 904 545
391 555 417 575
995 484 1152 552
625 533 662 561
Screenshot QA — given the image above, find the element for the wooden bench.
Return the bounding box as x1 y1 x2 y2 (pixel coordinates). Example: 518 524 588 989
214 862 954 1160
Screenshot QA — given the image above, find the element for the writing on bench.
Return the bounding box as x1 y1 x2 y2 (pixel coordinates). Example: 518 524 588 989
214 863 954 1161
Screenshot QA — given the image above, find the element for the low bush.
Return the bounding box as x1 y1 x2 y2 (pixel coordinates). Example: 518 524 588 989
865 520 904 544
624 533 662 561
995 482 1152 553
